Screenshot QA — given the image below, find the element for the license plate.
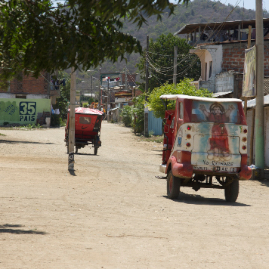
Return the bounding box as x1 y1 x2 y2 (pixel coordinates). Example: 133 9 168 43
193 166 238 172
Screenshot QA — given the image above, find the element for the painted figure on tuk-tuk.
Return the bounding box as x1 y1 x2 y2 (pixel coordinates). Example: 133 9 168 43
199 102 235 160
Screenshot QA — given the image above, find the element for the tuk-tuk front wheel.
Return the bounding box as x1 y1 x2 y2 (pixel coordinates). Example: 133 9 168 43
224 178 239 203
167 171 180 199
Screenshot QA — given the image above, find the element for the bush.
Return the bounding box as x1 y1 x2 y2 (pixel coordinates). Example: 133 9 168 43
51 114 61 127
121 105 133 127
148 78 213 119
132 94 146 134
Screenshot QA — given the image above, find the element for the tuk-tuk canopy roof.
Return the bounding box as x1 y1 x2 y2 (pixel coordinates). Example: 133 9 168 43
160 94 241 102
68 107 103 115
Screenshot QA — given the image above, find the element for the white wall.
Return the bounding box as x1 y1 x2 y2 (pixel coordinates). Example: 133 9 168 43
0 93 49 99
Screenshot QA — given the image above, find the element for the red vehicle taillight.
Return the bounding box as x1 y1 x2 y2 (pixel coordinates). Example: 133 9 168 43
242 145 247 150
243 129 248 134
187 126 191 131
186 142 191 147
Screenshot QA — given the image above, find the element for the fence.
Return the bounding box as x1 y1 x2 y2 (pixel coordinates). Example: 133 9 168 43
148 111 163 136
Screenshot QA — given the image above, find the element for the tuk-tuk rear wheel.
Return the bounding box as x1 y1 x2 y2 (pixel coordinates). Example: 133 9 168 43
167 171 180 199
94 147 98 155
224 177 239 203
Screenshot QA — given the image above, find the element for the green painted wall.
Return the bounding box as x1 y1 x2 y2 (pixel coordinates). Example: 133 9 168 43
0 98 51 125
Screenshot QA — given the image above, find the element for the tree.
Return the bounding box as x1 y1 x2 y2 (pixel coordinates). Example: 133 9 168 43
0 0 189 81
136 33 201 92
148 78 212 119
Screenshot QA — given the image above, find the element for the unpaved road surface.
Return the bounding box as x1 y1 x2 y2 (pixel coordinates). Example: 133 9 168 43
1 122 269 269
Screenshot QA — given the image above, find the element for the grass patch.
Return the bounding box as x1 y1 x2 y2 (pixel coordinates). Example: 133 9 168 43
136 134 163 143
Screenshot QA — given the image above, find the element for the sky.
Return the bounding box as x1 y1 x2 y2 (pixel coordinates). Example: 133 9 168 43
52 0 268 12
218 0 267 11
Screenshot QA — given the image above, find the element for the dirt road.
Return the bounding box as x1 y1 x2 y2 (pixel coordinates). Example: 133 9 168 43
1 122 269 269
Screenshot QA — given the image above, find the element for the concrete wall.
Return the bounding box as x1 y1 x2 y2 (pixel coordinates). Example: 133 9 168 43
199 80 215 92
215 71 234 92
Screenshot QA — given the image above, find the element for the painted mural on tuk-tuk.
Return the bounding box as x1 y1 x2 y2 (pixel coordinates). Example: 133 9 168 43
190 100 243 171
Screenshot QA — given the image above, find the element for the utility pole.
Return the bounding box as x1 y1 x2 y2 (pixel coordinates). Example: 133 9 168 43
145 35 149 100
255 0 265 173
144 35 149 137
125 67 128 91
173 46 178 85
90 75 93 98
98 68 101 110
68 67 76 171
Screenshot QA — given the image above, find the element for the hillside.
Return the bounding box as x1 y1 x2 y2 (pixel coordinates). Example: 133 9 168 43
77 0 269 89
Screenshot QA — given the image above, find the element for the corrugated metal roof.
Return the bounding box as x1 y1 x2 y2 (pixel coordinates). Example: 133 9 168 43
244 94 269 108
68 107 103 115
213 91 233 97
174 18 269 35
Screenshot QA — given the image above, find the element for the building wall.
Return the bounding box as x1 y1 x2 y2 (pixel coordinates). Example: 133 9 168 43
0 98 51 126
215 71 234 92
222 40 269 75
0 73 50 96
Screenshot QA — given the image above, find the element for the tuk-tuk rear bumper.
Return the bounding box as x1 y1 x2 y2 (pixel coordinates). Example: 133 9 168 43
160 159 252 180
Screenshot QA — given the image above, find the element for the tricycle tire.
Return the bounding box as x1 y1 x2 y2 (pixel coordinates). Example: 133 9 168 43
94 147 98 155
167 170 180 199
225 178 239 203
75 147 78 154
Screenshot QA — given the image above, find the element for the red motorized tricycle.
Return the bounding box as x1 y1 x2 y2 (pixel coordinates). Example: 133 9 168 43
159 94 252 202
65 107 103 155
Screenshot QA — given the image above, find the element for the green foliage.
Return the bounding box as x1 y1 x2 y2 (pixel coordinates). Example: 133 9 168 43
132 94 146 134
88 97 95 104
53 71 70 120
148 78 213 119
0 0 185 81
50 114 61 127
83 103 88 108
137 33 201 92
121 105 133 127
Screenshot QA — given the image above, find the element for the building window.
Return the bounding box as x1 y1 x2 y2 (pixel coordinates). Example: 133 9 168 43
16 95 26 99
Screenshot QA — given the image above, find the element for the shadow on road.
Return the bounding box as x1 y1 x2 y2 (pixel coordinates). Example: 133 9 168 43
0 139 54 145
68 169 77 176
163 193 250 207
260 179 269 187
76 153 98 156
0 224 47 235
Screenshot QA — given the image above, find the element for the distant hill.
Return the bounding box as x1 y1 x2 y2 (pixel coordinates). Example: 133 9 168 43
78 0 269 87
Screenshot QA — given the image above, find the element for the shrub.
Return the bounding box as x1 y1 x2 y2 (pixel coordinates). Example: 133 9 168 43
121 105 133 127
51 114 61 127
148 78 213 119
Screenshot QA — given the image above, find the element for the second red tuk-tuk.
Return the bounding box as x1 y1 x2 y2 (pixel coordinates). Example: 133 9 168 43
65 107 103 154
159 94 252 202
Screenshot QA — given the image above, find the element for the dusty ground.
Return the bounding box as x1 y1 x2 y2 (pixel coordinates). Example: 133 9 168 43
1 121 269 269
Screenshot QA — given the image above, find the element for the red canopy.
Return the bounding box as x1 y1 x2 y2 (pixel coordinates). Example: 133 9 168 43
68 107 103 115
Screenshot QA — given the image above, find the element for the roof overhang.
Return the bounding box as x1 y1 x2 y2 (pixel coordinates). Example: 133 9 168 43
174 18 269 35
